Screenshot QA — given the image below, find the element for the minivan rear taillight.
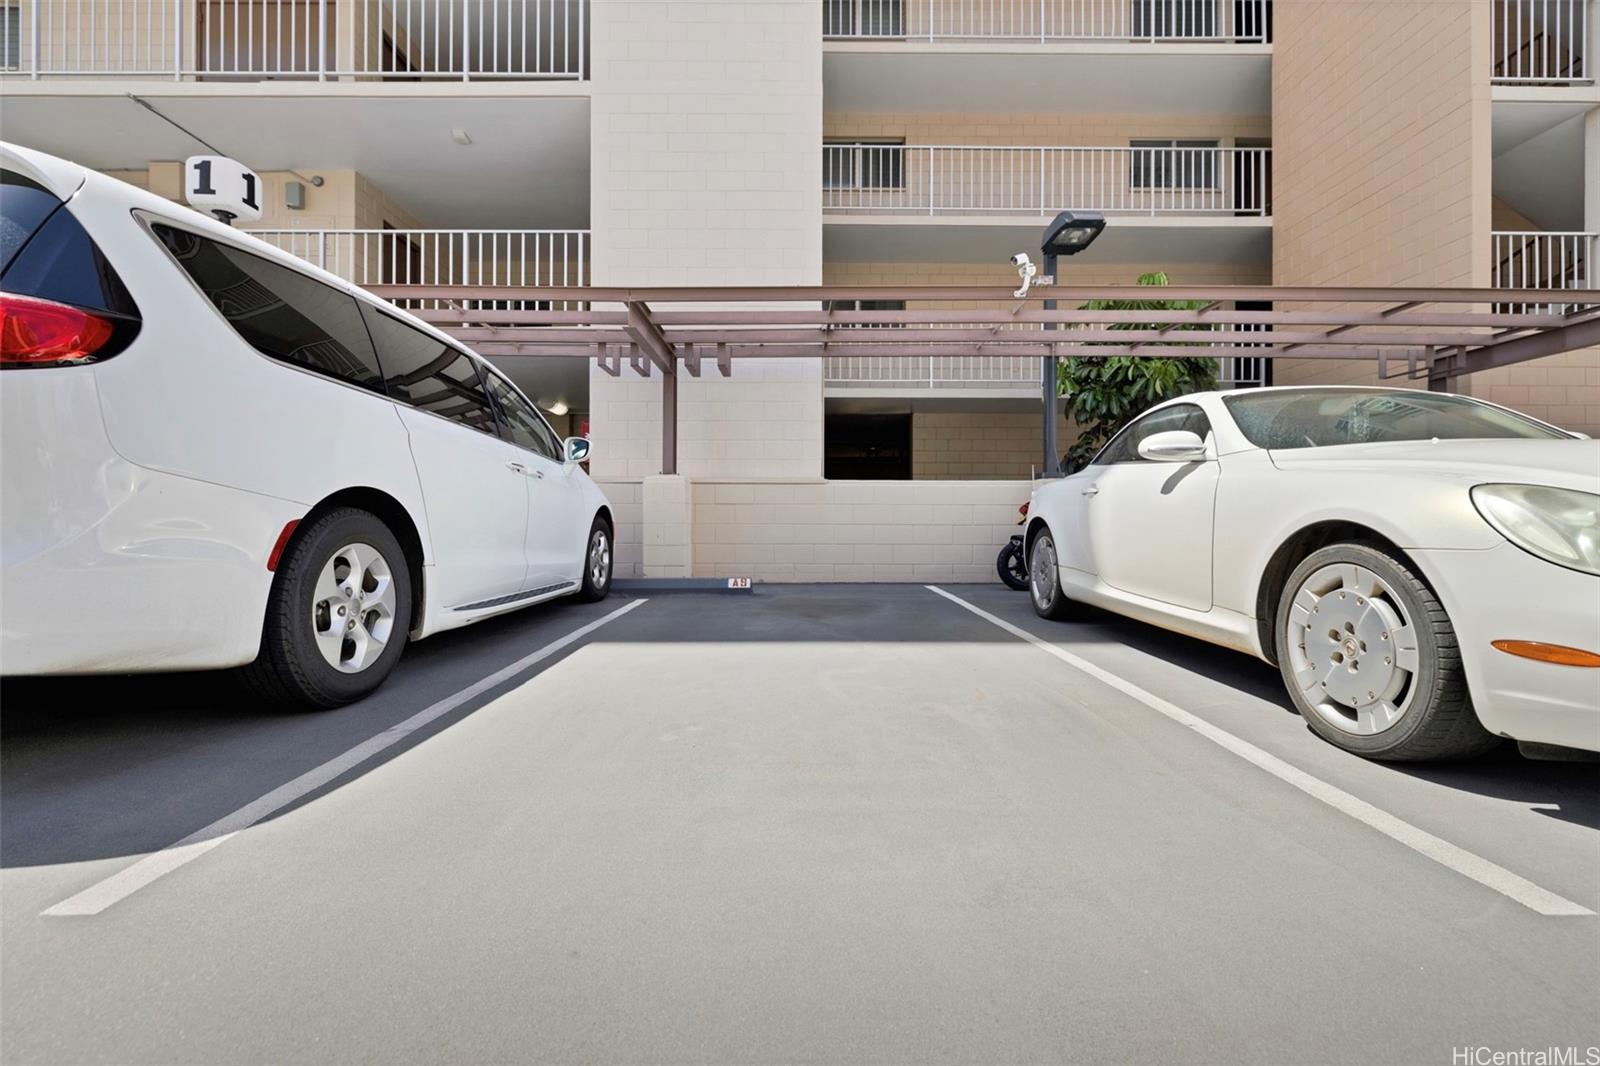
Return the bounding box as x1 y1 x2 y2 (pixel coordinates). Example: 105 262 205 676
0 294 115 368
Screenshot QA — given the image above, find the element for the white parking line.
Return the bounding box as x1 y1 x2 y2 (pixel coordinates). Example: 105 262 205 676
42 597 649 918
925 585 1594 918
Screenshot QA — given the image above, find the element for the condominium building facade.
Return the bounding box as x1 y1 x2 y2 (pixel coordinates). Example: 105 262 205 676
4 0 1597 580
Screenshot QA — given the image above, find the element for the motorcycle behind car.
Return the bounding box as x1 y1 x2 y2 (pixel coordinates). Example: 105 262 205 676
996 502 1030 590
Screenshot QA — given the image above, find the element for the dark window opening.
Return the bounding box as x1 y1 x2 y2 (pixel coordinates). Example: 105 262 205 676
1130 139 1220 190
1225 300 1272 388
824 140 906 191
825 0 904 36
1132 0 1219 38
824 298 906 329
825 413 912 480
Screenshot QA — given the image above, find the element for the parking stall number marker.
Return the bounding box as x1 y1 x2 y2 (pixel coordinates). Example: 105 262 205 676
42 598 649 918
925 585 1594 918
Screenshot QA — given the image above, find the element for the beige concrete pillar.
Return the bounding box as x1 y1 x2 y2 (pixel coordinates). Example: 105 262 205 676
641 474 692 578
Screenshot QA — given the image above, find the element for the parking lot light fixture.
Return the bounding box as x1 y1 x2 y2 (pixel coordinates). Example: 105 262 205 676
1042 211 1107 257
1042 211 1107 476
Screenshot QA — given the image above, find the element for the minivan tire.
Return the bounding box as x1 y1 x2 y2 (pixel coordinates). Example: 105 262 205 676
241 507 413 709
575 515 613 603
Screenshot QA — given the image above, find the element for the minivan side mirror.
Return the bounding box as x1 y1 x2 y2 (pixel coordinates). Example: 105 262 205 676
563 436 592 465
1136 429 1207 463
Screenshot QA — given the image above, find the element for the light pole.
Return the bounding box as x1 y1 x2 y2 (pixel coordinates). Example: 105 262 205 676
1038 211 1106 476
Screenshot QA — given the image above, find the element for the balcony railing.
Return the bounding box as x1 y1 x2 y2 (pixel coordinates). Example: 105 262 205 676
1493 231 1596 312
5 0 587 79
249 228 589 310
824 143 1271 217
1493 0 1589 83
822 318 1271 391
825 353 1042 389
824 0 1270 42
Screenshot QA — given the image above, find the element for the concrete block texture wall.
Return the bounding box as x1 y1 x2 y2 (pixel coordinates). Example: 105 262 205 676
1271 0 1491 390
911 413 1071 480
588 0 825 482
691 479 1031 583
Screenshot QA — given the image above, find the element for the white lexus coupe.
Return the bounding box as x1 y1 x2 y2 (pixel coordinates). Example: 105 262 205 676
1025 387 1600 760
0 143 614 706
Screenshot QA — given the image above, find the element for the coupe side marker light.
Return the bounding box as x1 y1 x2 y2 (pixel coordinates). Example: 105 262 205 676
1491 640 1600 668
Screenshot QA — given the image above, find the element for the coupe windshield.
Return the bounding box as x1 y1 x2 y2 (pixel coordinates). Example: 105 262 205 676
1222 388 1569 450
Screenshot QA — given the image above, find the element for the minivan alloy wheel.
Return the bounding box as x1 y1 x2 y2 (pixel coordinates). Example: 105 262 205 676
588 527 611 590
1285 563 1419 736
311 541 396 673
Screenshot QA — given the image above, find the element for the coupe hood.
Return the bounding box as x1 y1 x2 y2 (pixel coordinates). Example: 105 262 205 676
1268 438 1600 492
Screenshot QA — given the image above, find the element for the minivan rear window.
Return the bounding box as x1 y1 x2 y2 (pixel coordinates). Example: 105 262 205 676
0 170 61 273
151 223 385 395
1 170 139 319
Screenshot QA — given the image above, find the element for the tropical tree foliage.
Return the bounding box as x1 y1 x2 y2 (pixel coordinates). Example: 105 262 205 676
1055 271 1217 473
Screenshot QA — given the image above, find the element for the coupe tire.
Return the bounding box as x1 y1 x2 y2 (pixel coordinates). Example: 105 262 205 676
1275 542 1499 761
1028 528 1077 621
241 507 413 710
575 516 613 603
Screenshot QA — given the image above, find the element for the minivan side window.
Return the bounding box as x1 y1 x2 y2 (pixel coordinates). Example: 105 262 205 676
358 304 501 438
483 371 562 461
1092 403 1211 465
151 223 383 394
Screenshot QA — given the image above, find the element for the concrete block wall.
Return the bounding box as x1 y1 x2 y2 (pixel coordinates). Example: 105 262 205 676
587 0 825 482
690 479 1031 583
595 478 645 579
1270 0 1490 390
911 412 1071 480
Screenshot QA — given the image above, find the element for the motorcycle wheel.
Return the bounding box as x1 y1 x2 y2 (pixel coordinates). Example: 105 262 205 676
996 542 1030 591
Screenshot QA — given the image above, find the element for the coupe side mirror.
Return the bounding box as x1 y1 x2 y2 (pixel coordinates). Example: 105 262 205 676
1137 430 1207 463
564 437 592 464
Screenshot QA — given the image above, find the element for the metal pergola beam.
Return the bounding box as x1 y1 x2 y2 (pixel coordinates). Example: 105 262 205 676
370 283 1597 305
404 307 1579 330
1432 309 1600 381
361 283 1600 478
441 326 1498 348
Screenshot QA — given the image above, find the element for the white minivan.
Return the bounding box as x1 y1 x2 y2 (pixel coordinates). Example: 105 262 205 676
0 143 615 706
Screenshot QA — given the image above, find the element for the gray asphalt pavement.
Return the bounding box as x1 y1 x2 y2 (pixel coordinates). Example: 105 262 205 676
2 584 1597 1065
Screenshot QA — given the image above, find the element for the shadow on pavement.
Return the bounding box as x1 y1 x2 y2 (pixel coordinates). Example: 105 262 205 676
964 585 1600 833
0 594 646 871
3 584 1595 874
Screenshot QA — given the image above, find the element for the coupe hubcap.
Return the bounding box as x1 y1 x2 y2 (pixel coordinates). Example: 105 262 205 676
1030 535 1057 610
311 542 396 674
1286 563 1419 736
589 529 611 589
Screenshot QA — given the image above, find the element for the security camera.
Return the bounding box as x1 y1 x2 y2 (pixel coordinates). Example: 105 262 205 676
1011 252 1037 298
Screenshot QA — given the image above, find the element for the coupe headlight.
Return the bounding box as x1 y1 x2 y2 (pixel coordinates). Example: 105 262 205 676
1471 484 1600 576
